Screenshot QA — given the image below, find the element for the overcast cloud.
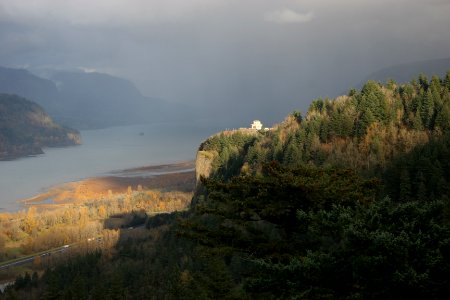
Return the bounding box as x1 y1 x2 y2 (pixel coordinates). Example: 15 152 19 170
265 9 314 24
1 0 450 125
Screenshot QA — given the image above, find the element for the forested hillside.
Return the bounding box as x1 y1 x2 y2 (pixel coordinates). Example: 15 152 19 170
199 71 450 178
3 72 450 299
0 94 80 160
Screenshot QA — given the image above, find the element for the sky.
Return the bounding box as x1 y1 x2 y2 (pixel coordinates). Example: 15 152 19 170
1 0 450 126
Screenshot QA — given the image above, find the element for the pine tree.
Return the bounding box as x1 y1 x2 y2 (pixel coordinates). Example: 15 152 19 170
399 169 412 202
421 89 434 129
41 271 61 300
4 288 20 300
356 109 375 137
444 70 450 90
418 73 429 90
436 177 449 198
319 119 330 142
283 142 302 166
435 103 450 131
413 109 423 130
430 76 443 106
415 172 427 202
386 78 397 90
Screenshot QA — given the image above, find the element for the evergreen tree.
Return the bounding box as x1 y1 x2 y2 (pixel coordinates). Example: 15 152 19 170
319 118 330 142
399 169 412 202
421 89 434 128
356 109 375 137
283 141 302 166
435 103 450 131
386 78 397 90
418 73 429 90
413 110 423 130
415 171 427 201
445 70 450 90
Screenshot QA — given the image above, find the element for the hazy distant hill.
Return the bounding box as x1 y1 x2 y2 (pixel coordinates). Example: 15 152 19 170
0 94 80 160
49 71 170 129
0 66 195 129
0 66 60 113
360 57 450 85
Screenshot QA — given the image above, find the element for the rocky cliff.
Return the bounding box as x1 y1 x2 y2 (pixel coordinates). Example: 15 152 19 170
195 150 217 182
195 129 262 182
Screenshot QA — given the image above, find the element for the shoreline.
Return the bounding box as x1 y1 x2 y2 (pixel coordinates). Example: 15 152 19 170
109 161 194 174
18 160 196 209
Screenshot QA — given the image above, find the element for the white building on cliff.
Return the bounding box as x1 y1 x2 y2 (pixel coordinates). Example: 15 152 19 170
250 120 263 130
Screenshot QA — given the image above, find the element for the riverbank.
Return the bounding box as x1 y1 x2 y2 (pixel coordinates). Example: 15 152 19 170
19 161 196 210
0 160 196 283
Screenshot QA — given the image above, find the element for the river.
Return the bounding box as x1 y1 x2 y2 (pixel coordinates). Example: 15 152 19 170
0 121 219 211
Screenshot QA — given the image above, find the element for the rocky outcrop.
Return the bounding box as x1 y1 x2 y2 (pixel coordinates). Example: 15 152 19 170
195 129 262 183
195 150 217 182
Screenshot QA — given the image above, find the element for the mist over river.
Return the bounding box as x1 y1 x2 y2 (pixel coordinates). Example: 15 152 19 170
0 122 219 211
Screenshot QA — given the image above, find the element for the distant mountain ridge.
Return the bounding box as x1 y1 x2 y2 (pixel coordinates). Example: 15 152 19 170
0 66 195 129
360 57 450 85
0 93 81 160
48 70 168 129
0 66 59 112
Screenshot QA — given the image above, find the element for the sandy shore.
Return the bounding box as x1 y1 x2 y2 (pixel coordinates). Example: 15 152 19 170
20 161 196 208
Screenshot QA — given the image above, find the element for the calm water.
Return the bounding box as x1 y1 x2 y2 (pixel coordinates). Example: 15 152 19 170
0 122 218 211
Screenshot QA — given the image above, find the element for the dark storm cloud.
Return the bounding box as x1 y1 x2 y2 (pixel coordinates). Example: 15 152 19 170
1 0 450 125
